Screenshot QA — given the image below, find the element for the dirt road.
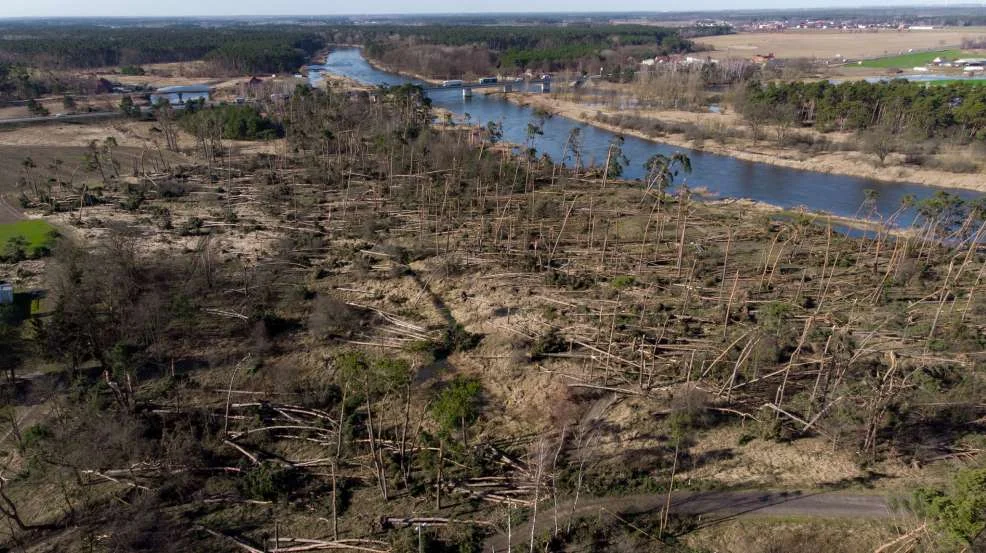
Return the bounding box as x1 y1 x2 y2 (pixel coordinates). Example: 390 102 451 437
0 195 24 225
486 490 893 551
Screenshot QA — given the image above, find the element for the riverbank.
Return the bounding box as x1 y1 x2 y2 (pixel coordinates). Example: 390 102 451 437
324 56 936 237
505 92 986 194
363 55 443 86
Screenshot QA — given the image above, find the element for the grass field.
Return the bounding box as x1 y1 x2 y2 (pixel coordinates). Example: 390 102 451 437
926 78 986 86
697 28 986 60
859 49 961 68
0 219 57 257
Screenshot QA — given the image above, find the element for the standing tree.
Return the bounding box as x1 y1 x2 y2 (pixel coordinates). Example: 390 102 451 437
153 99 180 152
564 127 584 176
643 152 692 199
603 135 629 181
26 98 49 117
119 95 140 118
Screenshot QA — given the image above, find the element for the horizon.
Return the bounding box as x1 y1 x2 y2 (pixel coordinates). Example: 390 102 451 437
3 2 985 20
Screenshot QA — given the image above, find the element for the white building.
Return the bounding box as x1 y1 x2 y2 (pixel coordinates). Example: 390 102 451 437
0 282 12 305
150 85 211 106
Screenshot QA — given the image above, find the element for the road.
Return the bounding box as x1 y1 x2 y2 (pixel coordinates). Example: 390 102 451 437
0 111 122 126
485 490 893 551
0 195 24 225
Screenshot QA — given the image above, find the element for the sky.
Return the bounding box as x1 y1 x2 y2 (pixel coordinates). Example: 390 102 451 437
0 0 959 18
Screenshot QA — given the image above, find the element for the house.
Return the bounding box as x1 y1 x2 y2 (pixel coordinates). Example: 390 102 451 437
0 282 12 305
149 84 211 106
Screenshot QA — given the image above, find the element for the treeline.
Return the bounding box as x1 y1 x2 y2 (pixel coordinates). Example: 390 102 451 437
0 63 49 101
363 24 712 76
0 26 325 73
203 39 316 74
0 21 718 80
738 79 986 141
0 62 111 102
179 104 284 141
362 24 697 52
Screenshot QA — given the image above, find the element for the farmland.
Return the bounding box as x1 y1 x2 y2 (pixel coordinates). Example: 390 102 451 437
858 49 962 68
696 28 986 60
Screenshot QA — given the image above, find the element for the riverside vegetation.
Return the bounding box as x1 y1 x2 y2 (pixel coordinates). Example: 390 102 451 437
535 61 986 186
0 28 984 553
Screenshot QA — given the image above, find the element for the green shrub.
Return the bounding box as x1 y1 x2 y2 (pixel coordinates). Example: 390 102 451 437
239 462 296 501
430 376 483 438
610 274 635 289
915 468 986 545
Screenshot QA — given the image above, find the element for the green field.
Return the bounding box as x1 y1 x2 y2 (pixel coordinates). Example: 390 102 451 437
859 49 961 69
0 219 57 258
925 78 986 86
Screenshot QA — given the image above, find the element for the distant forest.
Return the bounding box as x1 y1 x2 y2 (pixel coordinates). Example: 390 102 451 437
0 22 725 83
358 24 727 78
0 26 326 73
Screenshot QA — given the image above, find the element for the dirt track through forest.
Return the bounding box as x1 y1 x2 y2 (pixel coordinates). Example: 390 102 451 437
486 490 894 551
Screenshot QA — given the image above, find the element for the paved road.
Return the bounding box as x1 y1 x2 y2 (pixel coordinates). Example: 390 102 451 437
486 490 892 551
0 111 122 126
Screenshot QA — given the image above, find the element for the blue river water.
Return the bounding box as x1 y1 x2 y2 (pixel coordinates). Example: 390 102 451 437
311 48 982 226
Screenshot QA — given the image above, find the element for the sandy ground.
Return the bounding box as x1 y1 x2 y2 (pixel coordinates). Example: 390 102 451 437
0 105 31 119
510 93 986 193
0 97 97 120
678 426 913 489
68 61 287 94
84 61 221 89
697 28 986 60
0 118 281 155
0 121 148 148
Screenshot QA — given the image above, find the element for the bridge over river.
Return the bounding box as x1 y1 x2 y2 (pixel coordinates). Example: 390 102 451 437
316 48 983 228
420 77 550 98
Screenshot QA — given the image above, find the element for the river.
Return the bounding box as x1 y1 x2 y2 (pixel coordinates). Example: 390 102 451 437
312 48 981 226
